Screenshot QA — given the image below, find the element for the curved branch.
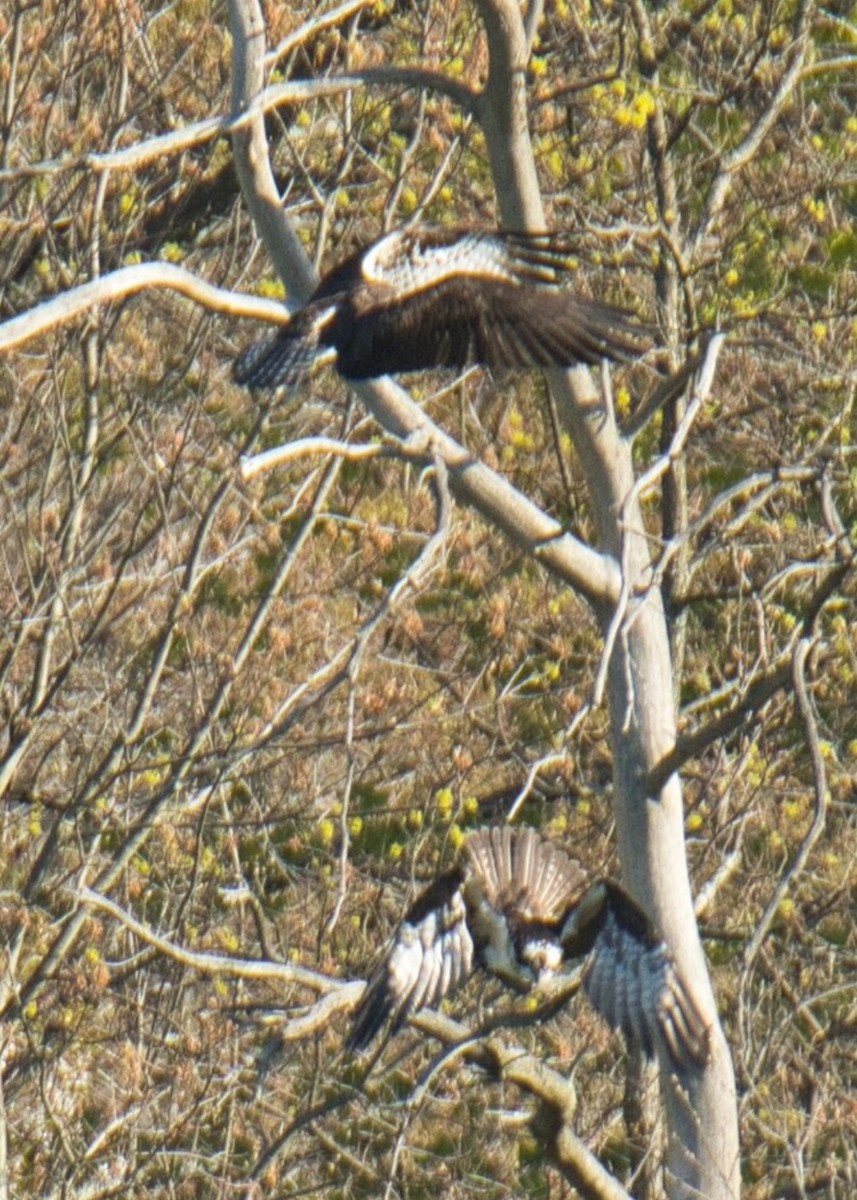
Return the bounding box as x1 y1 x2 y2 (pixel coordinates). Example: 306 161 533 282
0 263 284 354
80 886 351 995
742 637 829 969
241 436 385 479
265 0 372 66
230 0 318 299
689 0 812 255
648 543 850 796
415 1011 632 1200
647 658 793 797
0 75 478 184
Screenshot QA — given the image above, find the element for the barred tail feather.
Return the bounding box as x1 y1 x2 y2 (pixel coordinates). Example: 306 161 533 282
464 827 585 920
232 331 320 390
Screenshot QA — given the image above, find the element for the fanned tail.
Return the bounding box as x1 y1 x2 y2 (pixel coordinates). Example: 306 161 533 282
233 330 319 390
464 827 585 920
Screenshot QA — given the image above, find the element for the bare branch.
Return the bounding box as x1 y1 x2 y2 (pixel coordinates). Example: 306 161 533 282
0 73 477 184
80 886 346 994
413 1011 633 1200
648 518 852 796
241 436 385 479
0 263 284 355
265 0 373 67
647 646 813 799
742 637 829 969
689 0 813 254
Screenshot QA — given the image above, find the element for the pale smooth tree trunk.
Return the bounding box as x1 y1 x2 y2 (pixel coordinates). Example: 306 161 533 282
476 1 740 1196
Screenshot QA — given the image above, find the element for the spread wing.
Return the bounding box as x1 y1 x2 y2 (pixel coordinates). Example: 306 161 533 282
337 275 645 381
347 868 474 1050
234 227 648 389
346 825 711 1068
351 227 647 375
561 881 711 1070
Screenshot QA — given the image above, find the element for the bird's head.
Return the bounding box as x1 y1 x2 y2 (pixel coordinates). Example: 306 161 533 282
520 935 564 984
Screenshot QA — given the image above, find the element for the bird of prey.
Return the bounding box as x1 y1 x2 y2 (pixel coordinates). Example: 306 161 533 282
233 225 648 391
347 826 710 1070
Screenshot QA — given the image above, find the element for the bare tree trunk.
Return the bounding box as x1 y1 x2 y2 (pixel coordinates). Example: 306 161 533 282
475 2 740 1196
600 497 740 1199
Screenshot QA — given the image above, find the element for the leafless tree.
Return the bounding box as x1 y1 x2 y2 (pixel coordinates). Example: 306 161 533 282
1 1 854 1198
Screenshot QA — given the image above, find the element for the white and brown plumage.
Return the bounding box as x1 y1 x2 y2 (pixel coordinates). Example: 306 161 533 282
347 827 710 1071
233 226 648 390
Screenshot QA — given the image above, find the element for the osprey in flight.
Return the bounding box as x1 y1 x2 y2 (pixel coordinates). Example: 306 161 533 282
347 826 710 1070
233 225 647 390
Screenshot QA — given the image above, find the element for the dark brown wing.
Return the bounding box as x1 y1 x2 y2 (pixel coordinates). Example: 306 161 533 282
347 868 474 1051
561 881 711 1070
332 276 647 381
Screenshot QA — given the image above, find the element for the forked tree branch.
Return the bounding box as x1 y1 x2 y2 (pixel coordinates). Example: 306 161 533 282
80 887 349 994
416 1010 633 1200
647 549 851 796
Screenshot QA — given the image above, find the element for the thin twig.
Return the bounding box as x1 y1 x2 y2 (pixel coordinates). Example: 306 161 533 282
241 436 384 479
593 334 724 715
742 638 829 969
